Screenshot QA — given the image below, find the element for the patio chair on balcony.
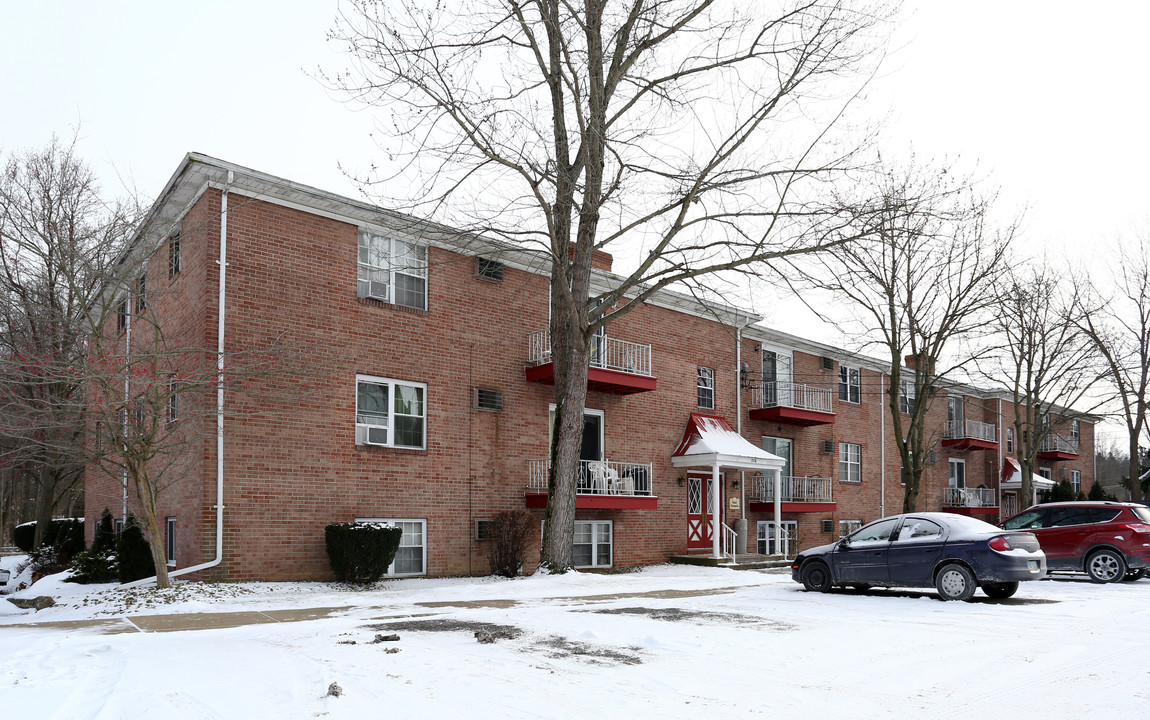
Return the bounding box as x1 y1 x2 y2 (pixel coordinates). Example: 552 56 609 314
589 461 619 495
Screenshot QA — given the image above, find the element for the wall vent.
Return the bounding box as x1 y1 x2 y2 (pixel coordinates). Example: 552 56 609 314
821 356 835 371
476 520 493 541
474 387 504 412
821 440 835 455
475 258 505 283
821 519 834 533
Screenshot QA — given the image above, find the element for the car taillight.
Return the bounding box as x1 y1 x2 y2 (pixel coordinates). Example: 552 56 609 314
1119 524 1150 534
988 536 1011 552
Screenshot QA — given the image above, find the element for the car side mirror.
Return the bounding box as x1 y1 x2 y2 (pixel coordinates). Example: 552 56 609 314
838 537 851 550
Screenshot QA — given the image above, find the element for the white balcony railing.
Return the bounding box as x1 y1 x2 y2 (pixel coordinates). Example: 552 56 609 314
750 381 833 414
942 486 997 508
750 474 833 503
945 418 997 443
1040 434 1079 454
527 458 654 496
527 329 652 377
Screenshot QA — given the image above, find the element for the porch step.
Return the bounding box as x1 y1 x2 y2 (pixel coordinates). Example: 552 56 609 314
668 553 792 571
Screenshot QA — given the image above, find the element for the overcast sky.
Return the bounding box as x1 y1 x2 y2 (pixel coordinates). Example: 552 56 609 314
3 1 1146 438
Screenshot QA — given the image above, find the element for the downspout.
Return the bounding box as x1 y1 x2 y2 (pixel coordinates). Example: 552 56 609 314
736 324 746 521
122 171 230 587
122 307 131 523
880 371 886 517
997 398 1004 521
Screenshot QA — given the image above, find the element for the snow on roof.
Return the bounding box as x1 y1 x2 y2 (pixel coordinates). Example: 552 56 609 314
1000 457 1055 489
671 413 785 471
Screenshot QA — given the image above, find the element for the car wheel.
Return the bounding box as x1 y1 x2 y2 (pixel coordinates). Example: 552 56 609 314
935 563 976 601
1123 568 1146 582
801 561 833 593
981 581 1019 599
1085 549 1126 583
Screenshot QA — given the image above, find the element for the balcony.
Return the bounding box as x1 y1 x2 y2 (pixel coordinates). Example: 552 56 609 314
747 474 835 513
1038 433 1079 460
941 486 998 517
524 458 658 510
524 329 656 395
941 418 998 451
748 382 835 426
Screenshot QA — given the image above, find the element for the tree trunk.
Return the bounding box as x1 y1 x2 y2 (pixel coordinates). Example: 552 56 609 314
132 468 171 588
1130 436 1145 502
32 466 55 549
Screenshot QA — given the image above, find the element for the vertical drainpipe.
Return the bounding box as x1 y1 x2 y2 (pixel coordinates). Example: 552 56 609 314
736 325 745 521
121 172 230 588
880 371 886 516
122 307 131 522
997 398 1004 521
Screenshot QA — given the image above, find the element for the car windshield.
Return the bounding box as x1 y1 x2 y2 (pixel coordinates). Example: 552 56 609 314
849 518 900 543
1002 509 1044 530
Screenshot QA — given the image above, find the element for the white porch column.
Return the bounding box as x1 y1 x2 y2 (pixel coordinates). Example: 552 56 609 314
711 462 721 558
773 469 782 553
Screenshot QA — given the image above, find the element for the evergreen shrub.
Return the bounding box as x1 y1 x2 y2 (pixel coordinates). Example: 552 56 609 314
67 510 119 584
325 522 403 583
117 515 155 583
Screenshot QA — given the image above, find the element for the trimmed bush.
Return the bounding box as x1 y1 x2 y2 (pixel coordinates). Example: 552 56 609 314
488 510 533 578
13 517 86 555
67 510 118 584
325 522 403 583
117 515 156 583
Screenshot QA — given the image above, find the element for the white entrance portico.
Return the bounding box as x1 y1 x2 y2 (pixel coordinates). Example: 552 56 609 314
671 413 786 559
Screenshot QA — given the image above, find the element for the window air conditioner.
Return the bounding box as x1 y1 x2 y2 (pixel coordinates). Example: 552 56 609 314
356 425 388 446
821 356 835 371
821 440 835 454
357 279 389 300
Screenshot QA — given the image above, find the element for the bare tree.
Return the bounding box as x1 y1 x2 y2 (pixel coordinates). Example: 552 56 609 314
0 135 137 548
994 262 1102 509
1079 239 1150 501
326 0 890 570
796 160 1012 511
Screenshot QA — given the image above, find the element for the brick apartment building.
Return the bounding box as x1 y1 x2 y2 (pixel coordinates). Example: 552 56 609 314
84 154 1097 581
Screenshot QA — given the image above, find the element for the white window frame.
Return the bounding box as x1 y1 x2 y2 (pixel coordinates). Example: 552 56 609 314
573 519 613 568
356 517 427 577
697 367 715 409
1070 469 1082 494
1039 467 1052 481
839 519 862 538
549 404 604 461
948 458 967 489
838 365 860 404
839 442 861 483
167 377 178 423
899 378 916 415
1070 419 1080 445
757 520 797 556
357 229 428 310
355 375 427 449
1006 427 1014 454
165 517 176 567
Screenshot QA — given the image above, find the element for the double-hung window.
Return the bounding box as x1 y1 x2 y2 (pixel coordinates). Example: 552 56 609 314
355 375 427 449
697 367 715 409
1070 420 1080 446
1070 469 1082 494
899 378 916 415
838 366 860 404
1006 427 1014 454
356 518 427 576
166 517 177 567
573 520 612 568
357 230 428 310
839 442 861 483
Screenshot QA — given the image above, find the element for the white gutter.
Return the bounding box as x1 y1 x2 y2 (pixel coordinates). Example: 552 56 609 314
122 171 231 588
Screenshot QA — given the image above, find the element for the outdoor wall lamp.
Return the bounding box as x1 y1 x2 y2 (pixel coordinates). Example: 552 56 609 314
677 477 685 487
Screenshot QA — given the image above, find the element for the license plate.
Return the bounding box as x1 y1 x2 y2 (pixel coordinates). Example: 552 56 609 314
1027 560 1038 572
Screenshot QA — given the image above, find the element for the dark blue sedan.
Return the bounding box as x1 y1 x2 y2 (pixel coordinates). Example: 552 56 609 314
791 512 1047 600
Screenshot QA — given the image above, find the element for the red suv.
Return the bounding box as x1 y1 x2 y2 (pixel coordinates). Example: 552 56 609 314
1001 502 1150 583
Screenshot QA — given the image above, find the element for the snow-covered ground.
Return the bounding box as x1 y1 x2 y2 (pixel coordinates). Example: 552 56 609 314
1 559 1146 719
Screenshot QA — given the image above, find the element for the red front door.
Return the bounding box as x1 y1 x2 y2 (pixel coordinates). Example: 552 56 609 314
687 473 720 550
